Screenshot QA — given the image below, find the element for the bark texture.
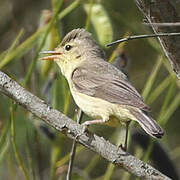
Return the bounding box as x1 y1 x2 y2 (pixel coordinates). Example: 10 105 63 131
0 70 171 179
134 0 180 81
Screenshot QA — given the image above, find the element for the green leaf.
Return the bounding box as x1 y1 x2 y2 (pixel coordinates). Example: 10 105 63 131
147 75 171 105
142 56 163 100
0 118 11 164
159 92 180 125
0 29 25 69
84 2 113 47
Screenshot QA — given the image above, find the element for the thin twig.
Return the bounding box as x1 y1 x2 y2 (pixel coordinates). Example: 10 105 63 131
66 110 83 180
0 70 171 180
10 101 30 180
143 22 180 27
134 0 180 82
106 32 180 46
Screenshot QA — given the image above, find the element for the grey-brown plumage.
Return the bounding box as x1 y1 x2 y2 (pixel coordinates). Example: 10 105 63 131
41 28 164 139
72 59 164 138
72 62 149 111
59 28 106 59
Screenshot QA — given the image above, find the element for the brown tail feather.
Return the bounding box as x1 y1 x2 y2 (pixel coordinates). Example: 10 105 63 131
130 109 164 138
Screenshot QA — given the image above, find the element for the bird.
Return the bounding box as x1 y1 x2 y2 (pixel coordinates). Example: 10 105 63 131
41 28 164 151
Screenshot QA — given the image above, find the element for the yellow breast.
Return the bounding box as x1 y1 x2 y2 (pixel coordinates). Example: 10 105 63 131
56 60 137 126
69 81 137 126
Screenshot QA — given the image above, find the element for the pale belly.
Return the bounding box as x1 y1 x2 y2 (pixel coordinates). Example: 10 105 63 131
70 87 136 126
57 60 136 126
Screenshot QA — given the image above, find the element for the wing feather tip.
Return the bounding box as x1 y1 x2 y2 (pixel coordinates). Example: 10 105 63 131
152 130 165 139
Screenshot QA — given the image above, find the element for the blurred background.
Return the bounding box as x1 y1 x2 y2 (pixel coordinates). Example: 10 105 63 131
0 0 180 179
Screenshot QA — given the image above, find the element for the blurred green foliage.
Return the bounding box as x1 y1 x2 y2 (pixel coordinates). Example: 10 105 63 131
0 0 180 179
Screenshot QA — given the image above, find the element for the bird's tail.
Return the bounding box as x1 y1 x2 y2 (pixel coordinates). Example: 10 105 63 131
130 109 164 138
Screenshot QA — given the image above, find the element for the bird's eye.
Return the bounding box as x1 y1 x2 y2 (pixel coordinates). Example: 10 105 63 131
65 45 72 51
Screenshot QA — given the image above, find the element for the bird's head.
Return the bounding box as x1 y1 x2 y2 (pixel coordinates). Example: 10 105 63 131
41 28 105 76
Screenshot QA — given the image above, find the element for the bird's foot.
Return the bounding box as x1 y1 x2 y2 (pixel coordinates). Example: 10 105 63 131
75 122 89 140
119 144 127 152
75 119 103 140
82 122 89 133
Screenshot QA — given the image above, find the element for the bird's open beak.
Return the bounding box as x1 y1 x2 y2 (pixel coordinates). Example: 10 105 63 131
40 51 62 61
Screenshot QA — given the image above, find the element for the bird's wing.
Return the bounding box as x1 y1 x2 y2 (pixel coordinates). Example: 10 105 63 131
72 65 150 112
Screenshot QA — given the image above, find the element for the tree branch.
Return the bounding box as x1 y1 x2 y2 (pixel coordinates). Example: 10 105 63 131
0 70 171 180
134 0 180 82
106 32 180 47
66 110 83 180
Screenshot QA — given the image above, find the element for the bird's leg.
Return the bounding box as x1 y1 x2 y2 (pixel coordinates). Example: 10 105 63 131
75 119 105 139
83 119 107 126
82 119 107 132
124 121 130 151
75 118 108 140
119 121 130 151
